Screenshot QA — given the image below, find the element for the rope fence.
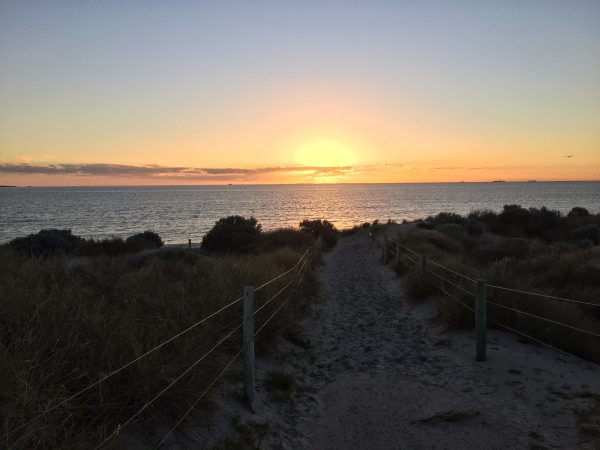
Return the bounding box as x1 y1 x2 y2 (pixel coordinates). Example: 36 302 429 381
377 234 600 364
9 236 322 449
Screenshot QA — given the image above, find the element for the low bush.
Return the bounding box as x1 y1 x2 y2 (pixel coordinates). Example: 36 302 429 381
339 223 367 237
568 207 590 218
201 216 262 254
299 219 337 248
474 238 530 263
260 228 313 252
125 231 164 251
5 229 164 257
6 229 81 257
573 224 600 245
437 223 467 238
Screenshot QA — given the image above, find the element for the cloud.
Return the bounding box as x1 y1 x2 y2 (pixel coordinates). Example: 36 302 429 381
0 162 354 180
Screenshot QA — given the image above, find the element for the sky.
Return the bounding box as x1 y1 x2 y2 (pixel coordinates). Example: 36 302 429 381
0 0 599 185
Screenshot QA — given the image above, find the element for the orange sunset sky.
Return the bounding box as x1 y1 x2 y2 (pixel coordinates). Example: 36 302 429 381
1 1 599 186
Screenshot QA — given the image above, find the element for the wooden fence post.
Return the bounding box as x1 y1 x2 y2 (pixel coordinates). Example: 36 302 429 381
476 279 487 362
243 286 255 407
188 239 192 253
382 236 388 264
420 255 428 284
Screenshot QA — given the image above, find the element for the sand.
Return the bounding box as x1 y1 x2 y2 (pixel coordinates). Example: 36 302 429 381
263 230 600 449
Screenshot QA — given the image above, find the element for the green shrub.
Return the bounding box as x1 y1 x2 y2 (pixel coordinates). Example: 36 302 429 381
573 224 600 245
6 229 82 257
427 212 465 226
568 207 590 218
464 219 484 236
201 216 262 254
260 228 313 252
4 230 165 258
474 238 530 262
125 231 164 251
299 219 337 248
436 223 467 238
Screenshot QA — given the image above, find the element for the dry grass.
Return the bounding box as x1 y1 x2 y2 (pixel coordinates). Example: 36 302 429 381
385 226 600 364
0 245 318 449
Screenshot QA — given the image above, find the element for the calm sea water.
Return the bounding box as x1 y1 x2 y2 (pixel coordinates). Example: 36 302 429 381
1 182 599 244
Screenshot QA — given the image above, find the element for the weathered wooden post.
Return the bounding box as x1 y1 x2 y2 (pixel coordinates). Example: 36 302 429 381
188 239 192 253
475 279 487 362
243 286 255 406
382 236 388 264
420 255 428 283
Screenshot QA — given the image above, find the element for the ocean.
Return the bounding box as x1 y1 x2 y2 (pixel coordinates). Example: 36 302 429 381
1 182 599 244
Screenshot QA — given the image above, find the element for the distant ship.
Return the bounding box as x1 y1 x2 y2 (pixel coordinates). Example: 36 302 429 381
492 180 506 183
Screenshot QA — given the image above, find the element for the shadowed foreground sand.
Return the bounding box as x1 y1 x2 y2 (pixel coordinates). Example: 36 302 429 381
267 231 600 449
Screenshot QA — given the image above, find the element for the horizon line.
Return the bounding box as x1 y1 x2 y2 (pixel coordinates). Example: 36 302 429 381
3 179 600 188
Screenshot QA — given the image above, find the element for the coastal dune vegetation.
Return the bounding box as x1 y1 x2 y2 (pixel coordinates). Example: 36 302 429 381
0 217 336 449
379 205 600 364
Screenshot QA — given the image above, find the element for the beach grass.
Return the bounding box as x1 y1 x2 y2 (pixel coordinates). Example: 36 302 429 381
0 235 319 449
378 210 600 364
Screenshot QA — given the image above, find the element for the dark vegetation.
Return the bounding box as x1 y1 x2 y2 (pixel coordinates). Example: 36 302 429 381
5 229 164 257
1 217 324 449
378 206 600 363
417 205 600 245
201 217 337 254
299 219 338 248
262 370 299 402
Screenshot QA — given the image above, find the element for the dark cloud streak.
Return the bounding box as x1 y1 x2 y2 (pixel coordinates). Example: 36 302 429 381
0 163 354 179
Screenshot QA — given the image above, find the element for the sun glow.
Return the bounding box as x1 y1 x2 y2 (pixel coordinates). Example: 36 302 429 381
296 140 355 167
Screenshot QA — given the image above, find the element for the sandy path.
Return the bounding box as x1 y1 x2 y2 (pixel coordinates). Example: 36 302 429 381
267 231 600 450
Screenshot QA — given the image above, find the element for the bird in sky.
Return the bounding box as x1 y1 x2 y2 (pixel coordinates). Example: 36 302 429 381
563 154 574 158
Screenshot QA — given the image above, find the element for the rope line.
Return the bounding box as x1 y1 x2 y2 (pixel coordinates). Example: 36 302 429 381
297 251 312 277
396 242 420 256
156 292 297 447
428 270 474 297
254 280 295 316
487 284 599 308
427 259 476 283
401 252 417 264
430 282 475 312
8 295 244 438
388 239 592 308
487 301 600 338
398 258 413 270
255 267 294 292
486 317 574 358
255 294 294 337
155 349 243 448
94 322 243 449
299 250 316 284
